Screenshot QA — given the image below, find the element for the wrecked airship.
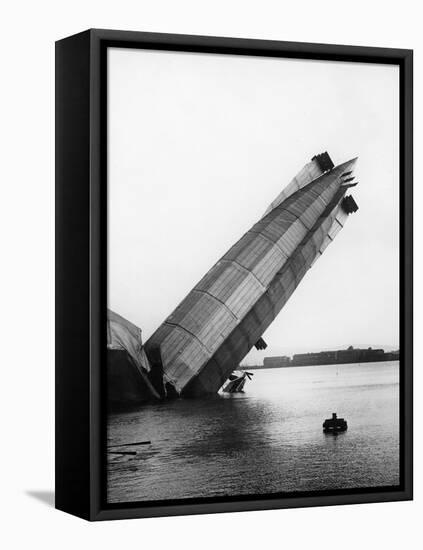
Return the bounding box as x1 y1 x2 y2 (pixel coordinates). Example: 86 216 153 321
108 152 359 405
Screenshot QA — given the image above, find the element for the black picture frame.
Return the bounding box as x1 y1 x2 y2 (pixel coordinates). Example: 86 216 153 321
55 28 413 521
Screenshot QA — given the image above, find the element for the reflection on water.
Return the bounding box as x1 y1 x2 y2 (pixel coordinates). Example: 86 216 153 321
107 361 400 503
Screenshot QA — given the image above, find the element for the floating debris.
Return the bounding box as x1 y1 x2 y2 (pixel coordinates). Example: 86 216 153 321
323 413 348 434
108 451 137 456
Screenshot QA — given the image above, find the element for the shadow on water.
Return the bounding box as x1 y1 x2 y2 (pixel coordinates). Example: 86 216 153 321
107 364 400 502
108 392 283 501
26 490 55 508
168 393 274 459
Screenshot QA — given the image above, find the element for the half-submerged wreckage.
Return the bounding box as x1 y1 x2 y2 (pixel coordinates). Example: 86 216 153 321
108 152 359 405
107 310 160 407
222 370 254 393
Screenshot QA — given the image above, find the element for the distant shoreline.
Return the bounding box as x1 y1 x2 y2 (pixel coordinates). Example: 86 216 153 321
241 359 399 371
250 347 400 371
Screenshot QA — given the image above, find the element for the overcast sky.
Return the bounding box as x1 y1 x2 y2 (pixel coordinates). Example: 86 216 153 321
108 47 399 364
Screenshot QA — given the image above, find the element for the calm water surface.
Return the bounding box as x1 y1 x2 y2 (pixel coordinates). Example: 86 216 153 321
107 361 399 503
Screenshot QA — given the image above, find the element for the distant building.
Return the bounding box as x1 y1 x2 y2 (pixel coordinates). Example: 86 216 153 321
384 349 400 361
263 356 291 368
264 345 398 369
293 350 338 365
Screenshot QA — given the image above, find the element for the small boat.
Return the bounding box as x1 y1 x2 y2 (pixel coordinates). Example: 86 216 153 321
222 370 253 393
323 412 348 434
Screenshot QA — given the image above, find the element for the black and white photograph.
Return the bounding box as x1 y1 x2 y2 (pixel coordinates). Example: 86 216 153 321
106 47 402 504
2 0 420 544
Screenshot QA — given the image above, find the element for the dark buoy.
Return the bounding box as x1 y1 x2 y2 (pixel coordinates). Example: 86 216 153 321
323 412 348 434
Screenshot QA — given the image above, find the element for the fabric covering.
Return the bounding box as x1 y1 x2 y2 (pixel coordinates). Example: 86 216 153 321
145 155 358 396
107 309 151 373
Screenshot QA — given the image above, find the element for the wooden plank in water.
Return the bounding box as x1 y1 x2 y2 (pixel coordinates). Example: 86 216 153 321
108 441 151 448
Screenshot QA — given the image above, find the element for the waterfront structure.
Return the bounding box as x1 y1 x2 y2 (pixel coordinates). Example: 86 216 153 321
261 346 399 369
144 152 359 397
263 356 291 369
291 346 397 366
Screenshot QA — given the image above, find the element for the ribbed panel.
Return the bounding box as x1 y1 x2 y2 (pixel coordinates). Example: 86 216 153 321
262 158 323 217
